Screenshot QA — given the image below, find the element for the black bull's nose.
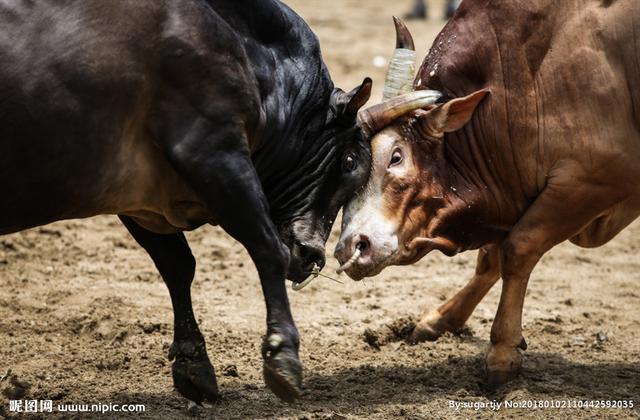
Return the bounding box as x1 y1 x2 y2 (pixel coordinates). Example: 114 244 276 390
288 241 326 281
300 242 326 270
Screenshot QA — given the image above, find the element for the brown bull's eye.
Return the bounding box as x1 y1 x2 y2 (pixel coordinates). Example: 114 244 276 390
389 149 403 167
343 153 357 172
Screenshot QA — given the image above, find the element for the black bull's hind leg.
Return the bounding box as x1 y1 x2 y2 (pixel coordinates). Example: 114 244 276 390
119 216 219 403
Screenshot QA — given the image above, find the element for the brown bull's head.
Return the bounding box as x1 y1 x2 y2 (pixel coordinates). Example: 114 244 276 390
335 19 489 280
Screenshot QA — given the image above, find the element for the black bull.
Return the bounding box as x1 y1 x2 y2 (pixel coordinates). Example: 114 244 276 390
0 0 373 403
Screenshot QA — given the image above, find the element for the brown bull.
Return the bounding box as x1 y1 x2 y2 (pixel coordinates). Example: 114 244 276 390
336 0 640 388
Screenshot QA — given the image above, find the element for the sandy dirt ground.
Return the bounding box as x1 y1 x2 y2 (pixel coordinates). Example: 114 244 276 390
1 0 639 418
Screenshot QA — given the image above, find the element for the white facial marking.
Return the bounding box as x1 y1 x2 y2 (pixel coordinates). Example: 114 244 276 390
339 129 406 265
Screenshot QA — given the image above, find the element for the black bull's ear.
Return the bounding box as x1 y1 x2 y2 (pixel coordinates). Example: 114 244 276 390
330 77 372 120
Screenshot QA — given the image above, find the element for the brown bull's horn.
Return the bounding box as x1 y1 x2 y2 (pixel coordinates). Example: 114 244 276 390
358 90 442 137
394 16 415 50
382 17 417 101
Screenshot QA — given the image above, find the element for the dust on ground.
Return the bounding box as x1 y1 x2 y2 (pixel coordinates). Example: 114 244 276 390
1 0 639 418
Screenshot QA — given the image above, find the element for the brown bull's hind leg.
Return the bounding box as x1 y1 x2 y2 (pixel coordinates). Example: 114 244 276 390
411 245 501 343
486 182 617 389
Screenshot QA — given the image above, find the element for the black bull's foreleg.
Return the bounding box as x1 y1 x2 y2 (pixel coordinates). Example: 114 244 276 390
119 216 219 403
148 111 302 401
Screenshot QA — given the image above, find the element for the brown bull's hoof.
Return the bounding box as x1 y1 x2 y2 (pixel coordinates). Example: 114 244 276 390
410 322 441 343
409 310 447 343
486 368 520 390
485 343 524 390
169 341 219 404
262 334 302 402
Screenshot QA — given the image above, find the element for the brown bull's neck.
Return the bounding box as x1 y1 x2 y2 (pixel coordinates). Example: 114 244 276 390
419 149 509 254
410 0 564 244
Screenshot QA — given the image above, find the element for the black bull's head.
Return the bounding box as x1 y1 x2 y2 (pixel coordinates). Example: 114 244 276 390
263 17 433 284
257 78 374 282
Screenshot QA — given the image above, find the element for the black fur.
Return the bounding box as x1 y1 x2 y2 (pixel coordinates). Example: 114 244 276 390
0 0 371 402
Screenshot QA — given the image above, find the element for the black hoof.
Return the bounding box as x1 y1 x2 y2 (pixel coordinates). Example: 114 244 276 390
262 334 302 403
169 341 219 404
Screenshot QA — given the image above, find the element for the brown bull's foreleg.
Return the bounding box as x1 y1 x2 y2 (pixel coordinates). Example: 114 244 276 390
411 245 501 342
486 181 617 389
486 242 536 389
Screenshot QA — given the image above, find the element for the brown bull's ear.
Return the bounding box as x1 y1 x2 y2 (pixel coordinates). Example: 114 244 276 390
331 77 373 119
422 89 489 134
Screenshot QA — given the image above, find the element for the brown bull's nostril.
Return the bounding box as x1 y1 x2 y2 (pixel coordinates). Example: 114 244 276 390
353 234 370 255
336 234 371 275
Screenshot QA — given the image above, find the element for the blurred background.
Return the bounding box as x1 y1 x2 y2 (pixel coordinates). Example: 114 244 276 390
288 0 454 100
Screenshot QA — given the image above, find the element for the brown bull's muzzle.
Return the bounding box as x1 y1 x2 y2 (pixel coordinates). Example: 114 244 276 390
334 216 400 280
334 235 379 280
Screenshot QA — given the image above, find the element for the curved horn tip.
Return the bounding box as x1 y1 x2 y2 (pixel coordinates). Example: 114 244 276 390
392 16 415 51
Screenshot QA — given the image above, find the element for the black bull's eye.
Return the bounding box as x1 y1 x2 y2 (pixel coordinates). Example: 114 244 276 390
343 153 357 172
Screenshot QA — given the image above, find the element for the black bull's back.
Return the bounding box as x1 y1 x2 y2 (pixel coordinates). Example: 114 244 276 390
0 0 244 234
0 0 372 404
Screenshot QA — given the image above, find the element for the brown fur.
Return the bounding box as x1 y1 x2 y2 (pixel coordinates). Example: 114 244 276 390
339 0 640 387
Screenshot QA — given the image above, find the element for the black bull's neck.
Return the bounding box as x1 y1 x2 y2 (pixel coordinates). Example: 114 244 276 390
216 2 340 224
